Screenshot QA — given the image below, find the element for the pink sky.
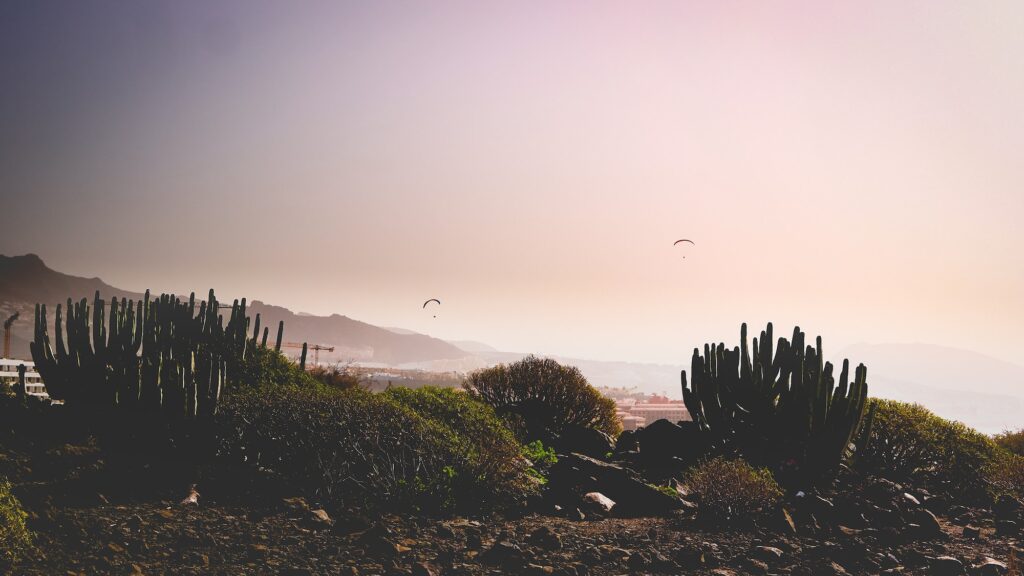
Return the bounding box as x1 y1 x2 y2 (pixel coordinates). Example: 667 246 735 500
2 1 1022 365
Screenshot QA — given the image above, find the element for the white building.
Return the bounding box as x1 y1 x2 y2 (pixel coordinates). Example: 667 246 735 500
0 358 47 398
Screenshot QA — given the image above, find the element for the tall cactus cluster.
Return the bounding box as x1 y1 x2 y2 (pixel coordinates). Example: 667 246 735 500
682 323 874 485
30 289 277 419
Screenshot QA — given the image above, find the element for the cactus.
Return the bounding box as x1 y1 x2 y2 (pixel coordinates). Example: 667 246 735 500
299 342 308 371
274 321 284 352
682 323 870 486
31 288 272 420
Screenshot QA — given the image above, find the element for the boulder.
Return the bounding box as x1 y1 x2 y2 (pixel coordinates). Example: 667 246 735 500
962 525 981 539
549 453 687 517
580 492 615 517
974 558 1008 576
993 495 1022 520
552 425 615 459
633 419 705 463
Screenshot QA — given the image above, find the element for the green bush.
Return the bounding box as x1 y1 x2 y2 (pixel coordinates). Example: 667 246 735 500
686 457 781 522
230 346 320 392
217 386 533 513
522 440 558 485
994 429 1024 457
0 479 32 568
383 386 533 502
856 399 1003 502
986 452 1024 501
307 363 365 392
464 355 621 438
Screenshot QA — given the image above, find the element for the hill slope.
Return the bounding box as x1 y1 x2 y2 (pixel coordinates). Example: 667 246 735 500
0 254 467 365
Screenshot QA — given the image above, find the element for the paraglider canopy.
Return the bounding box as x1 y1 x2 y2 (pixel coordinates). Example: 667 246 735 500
673 239 695 246
422 299 441 308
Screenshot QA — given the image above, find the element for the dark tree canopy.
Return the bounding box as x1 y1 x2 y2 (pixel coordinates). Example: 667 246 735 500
464 355 622 438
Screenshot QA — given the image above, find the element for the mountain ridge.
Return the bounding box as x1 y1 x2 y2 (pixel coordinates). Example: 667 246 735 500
0 254 467 365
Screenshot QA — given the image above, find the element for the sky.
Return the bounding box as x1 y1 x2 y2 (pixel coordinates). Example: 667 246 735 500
1 1 1023 367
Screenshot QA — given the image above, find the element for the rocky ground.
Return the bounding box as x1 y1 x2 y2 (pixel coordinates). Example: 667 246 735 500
3 440 1022 575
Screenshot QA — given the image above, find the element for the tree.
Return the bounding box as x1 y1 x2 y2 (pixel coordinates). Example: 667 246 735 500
464 355 621 438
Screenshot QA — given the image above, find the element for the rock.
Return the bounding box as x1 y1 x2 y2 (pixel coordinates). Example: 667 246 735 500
746 558 770 575
902 493 921 507
996 519 1019 536
753 546 784 563
962 525 980 539
865 478 903 503
339 568 359 576
928 555 965 575
633 419 706 463
776 508 798 535
913 508 943 538
974 558 1008 576
993 495 1022 520
626 551 650 570
528 526 562 550
549 453 687 517
552 424 615 459
282 496 310 512
411 562 438 576
307 509 333 529
580 492 615 517
481 541 525 570
614 430 638 453
823 561 851 576
525 564 555 575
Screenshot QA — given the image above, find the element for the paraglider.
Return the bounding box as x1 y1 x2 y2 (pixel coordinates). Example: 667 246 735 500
673 238 695 258
423 299 441 318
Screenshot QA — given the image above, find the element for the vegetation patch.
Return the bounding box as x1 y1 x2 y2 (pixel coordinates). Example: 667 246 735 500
686 456 781 522
857 399 1006 503
464 355 621 439
0 479 32 569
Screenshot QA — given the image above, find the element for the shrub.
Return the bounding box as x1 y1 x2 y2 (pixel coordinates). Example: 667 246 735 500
217 386 533 513
383 386 533 501
0 479 32 568
522 440 558 485
464 356 621 439
231 346 319 392
686 457 781 522
856 399 1002 502
986 452 1024 501
307 363 365 392
994 429 1024 457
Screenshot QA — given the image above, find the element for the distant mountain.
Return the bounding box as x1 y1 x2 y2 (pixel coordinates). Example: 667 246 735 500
838 342 1024 433
0 254 468 365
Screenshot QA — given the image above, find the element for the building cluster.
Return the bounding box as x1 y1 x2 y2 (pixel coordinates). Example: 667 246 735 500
0 358 47 398
615 395 690 431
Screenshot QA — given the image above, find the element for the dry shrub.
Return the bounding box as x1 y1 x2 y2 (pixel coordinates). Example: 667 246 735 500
464 355 621 438
995 429 1024 457
687 456 781 522
0 479 32 569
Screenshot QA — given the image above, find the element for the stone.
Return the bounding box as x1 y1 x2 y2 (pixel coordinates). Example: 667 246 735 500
551 424 615 459
913 508 943 538
993 495 1022 520
974 558 1008 576
996 520 1019 536
753 546 784 563
962 525 981 539
746 558 770 575
580 492 615 516
528 526 562 550
902 493 921 507
481 541 525 570
307 509 333 528
411 562 438 576
550 453 687 517
928 555 965 576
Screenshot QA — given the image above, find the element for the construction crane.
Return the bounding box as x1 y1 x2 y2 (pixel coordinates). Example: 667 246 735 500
281 342 335 368
3 312 18 358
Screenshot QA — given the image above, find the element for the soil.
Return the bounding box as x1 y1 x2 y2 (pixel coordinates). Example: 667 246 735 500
3 439 1022 576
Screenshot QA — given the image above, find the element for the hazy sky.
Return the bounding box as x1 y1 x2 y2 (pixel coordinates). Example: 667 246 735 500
2 1 1022 366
